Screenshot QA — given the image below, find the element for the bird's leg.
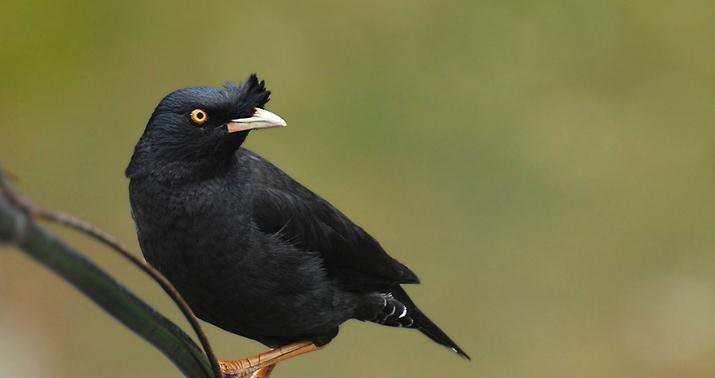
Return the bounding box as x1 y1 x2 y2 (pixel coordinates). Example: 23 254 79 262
220 342 318 378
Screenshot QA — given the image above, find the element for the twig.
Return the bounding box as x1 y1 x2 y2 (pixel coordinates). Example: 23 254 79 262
0 170 213 377
0 172 223 378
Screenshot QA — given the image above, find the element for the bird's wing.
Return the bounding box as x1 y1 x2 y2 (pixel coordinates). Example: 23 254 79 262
251 186 419 288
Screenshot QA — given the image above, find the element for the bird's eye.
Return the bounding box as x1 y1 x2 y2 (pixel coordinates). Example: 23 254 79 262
190 109 208 125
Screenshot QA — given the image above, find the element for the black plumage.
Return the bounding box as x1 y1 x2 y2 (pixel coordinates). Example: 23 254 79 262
126 75 469 359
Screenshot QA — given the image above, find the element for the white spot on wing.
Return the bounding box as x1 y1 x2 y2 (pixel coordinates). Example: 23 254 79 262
382 304 396 323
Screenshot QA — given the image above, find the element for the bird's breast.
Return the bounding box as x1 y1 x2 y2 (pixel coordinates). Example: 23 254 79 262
129 178 252 277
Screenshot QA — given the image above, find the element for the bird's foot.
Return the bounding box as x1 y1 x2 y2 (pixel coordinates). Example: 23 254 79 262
249 364 276 378
220 342 318 378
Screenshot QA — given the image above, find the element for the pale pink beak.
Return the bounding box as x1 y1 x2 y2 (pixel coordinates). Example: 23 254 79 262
227 108 287 133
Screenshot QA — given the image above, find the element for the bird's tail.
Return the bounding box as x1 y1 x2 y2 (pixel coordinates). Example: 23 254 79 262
365 286 470 360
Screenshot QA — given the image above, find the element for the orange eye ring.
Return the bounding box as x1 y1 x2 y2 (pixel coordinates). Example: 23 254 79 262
190 109 208 125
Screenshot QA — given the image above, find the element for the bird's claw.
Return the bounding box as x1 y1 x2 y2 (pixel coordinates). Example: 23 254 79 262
220 342 318 378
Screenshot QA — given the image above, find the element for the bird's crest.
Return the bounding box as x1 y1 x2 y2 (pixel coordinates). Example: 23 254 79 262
225 74 271 114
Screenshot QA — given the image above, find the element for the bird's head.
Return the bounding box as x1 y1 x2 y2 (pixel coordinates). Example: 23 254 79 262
126 74 286 181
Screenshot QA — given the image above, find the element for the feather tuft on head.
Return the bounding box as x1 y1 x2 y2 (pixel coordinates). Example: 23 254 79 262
225 74 271 115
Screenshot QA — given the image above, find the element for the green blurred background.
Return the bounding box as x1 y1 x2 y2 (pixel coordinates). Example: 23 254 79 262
2 1 714 377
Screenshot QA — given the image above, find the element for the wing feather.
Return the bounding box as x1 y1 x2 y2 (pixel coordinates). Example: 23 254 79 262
251 185 419 288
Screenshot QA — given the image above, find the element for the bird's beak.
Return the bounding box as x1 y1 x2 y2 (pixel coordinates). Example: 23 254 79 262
227 108 287 133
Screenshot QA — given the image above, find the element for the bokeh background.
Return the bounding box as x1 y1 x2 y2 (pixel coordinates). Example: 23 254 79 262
2 1 714 377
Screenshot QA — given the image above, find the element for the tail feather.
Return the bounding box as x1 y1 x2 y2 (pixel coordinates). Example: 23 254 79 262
367 286 470 360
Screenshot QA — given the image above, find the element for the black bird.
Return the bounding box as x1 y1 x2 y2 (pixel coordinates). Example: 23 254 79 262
126 75 469 374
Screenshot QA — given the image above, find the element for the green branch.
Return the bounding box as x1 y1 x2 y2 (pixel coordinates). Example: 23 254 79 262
0 170 215 378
